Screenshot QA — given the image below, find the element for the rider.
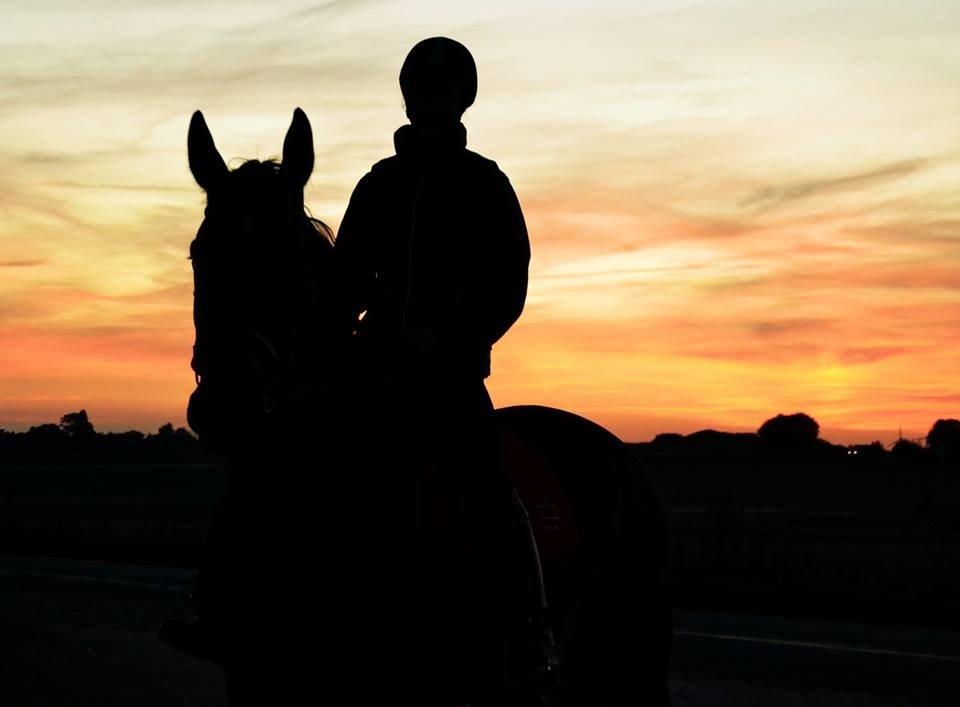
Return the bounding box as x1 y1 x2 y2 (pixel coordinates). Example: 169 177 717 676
334 36 531 706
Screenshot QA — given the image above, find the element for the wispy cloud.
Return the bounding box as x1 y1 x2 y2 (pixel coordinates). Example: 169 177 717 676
0 259 46 268
741 159 930 213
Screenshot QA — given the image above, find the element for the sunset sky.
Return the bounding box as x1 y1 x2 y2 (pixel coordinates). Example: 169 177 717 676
2 0 959 444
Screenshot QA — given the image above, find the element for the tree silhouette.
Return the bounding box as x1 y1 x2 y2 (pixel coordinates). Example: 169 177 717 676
891 438 928 464
757 412 819 451
24 423 66 452
927 419 960 462
0 412 203 458
59 409 95 439
848 441 886 460
144 422 200 453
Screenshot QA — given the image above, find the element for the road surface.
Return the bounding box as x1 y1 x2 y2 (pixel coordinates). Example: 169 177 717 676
1 555 957 706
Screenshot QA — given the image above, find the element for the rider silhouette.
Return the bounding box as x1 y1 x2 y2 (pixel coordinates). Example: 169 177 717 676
334 37 530 706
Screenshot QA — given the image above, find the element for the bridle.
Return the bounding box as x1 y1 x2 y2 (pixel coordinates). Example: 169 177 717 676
189 207 330 428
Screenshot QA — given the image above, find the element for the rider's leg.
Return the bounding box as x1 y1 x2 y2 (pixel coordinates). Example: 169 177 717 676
417 378 510 706
460 383 511 705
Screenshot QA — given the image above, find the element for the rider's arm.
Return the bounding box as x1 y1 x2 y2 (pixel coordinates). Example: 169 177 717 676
444 169 531 351
333 174 376 336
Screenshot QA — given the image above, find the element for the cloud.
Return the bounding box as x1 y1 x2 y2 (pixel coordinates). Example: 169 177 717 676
0 259 46 268
837 346 908 365
750 318 836 336
13 148 150 167
245 0 378 27
38 181 195 192
741 159 930 213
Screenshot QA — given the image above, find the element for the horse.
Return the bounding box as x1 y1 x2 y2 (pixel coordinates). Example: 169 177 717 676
173 107 673 706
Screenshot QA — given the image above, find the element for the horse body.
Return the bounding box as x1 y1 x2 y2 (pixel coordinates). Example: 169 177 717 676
498 405 673 706
179 109 672 706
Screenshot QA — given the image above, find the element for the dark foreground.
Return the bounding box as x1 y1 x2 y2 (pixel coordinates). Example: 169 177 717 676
1 555 957 706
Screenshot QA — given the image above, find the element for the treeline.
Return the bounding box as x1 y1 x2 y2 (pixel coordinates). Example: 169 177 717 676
636 412 960 466
0 410 204 460
3 409 959 466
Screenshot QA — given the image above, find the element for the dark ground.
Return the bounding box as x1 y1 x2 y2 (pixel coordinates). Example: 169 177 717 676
2 555 957 706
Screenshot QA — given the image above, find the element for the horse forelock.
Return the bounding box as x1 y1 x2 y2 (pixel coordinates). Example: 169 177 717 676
193 158 332 248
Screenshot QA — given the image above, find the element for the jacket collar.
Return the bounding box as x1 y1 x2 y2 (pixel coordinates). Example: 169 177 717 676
393 122 467 163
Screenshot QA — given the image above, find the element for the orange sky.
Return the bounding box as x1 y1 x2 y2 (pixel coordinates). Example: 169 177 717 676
2 1 959 444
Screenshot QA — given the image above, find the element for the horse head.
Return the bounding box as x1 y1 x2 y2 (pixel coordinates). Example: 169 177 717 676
186 108 335 450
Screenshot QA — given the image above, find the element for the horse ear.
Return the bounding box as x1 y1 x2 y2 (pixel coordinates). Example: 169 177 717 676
281 107 314 188
188 111 228 191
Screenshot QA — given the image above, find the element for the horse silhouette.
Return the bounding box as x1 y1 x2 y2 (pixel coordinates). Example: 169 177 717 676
168 108 672 707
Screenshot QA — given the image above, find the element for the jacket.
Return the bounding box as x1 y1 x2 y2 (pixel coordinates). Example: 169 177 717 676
334 122 530 379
